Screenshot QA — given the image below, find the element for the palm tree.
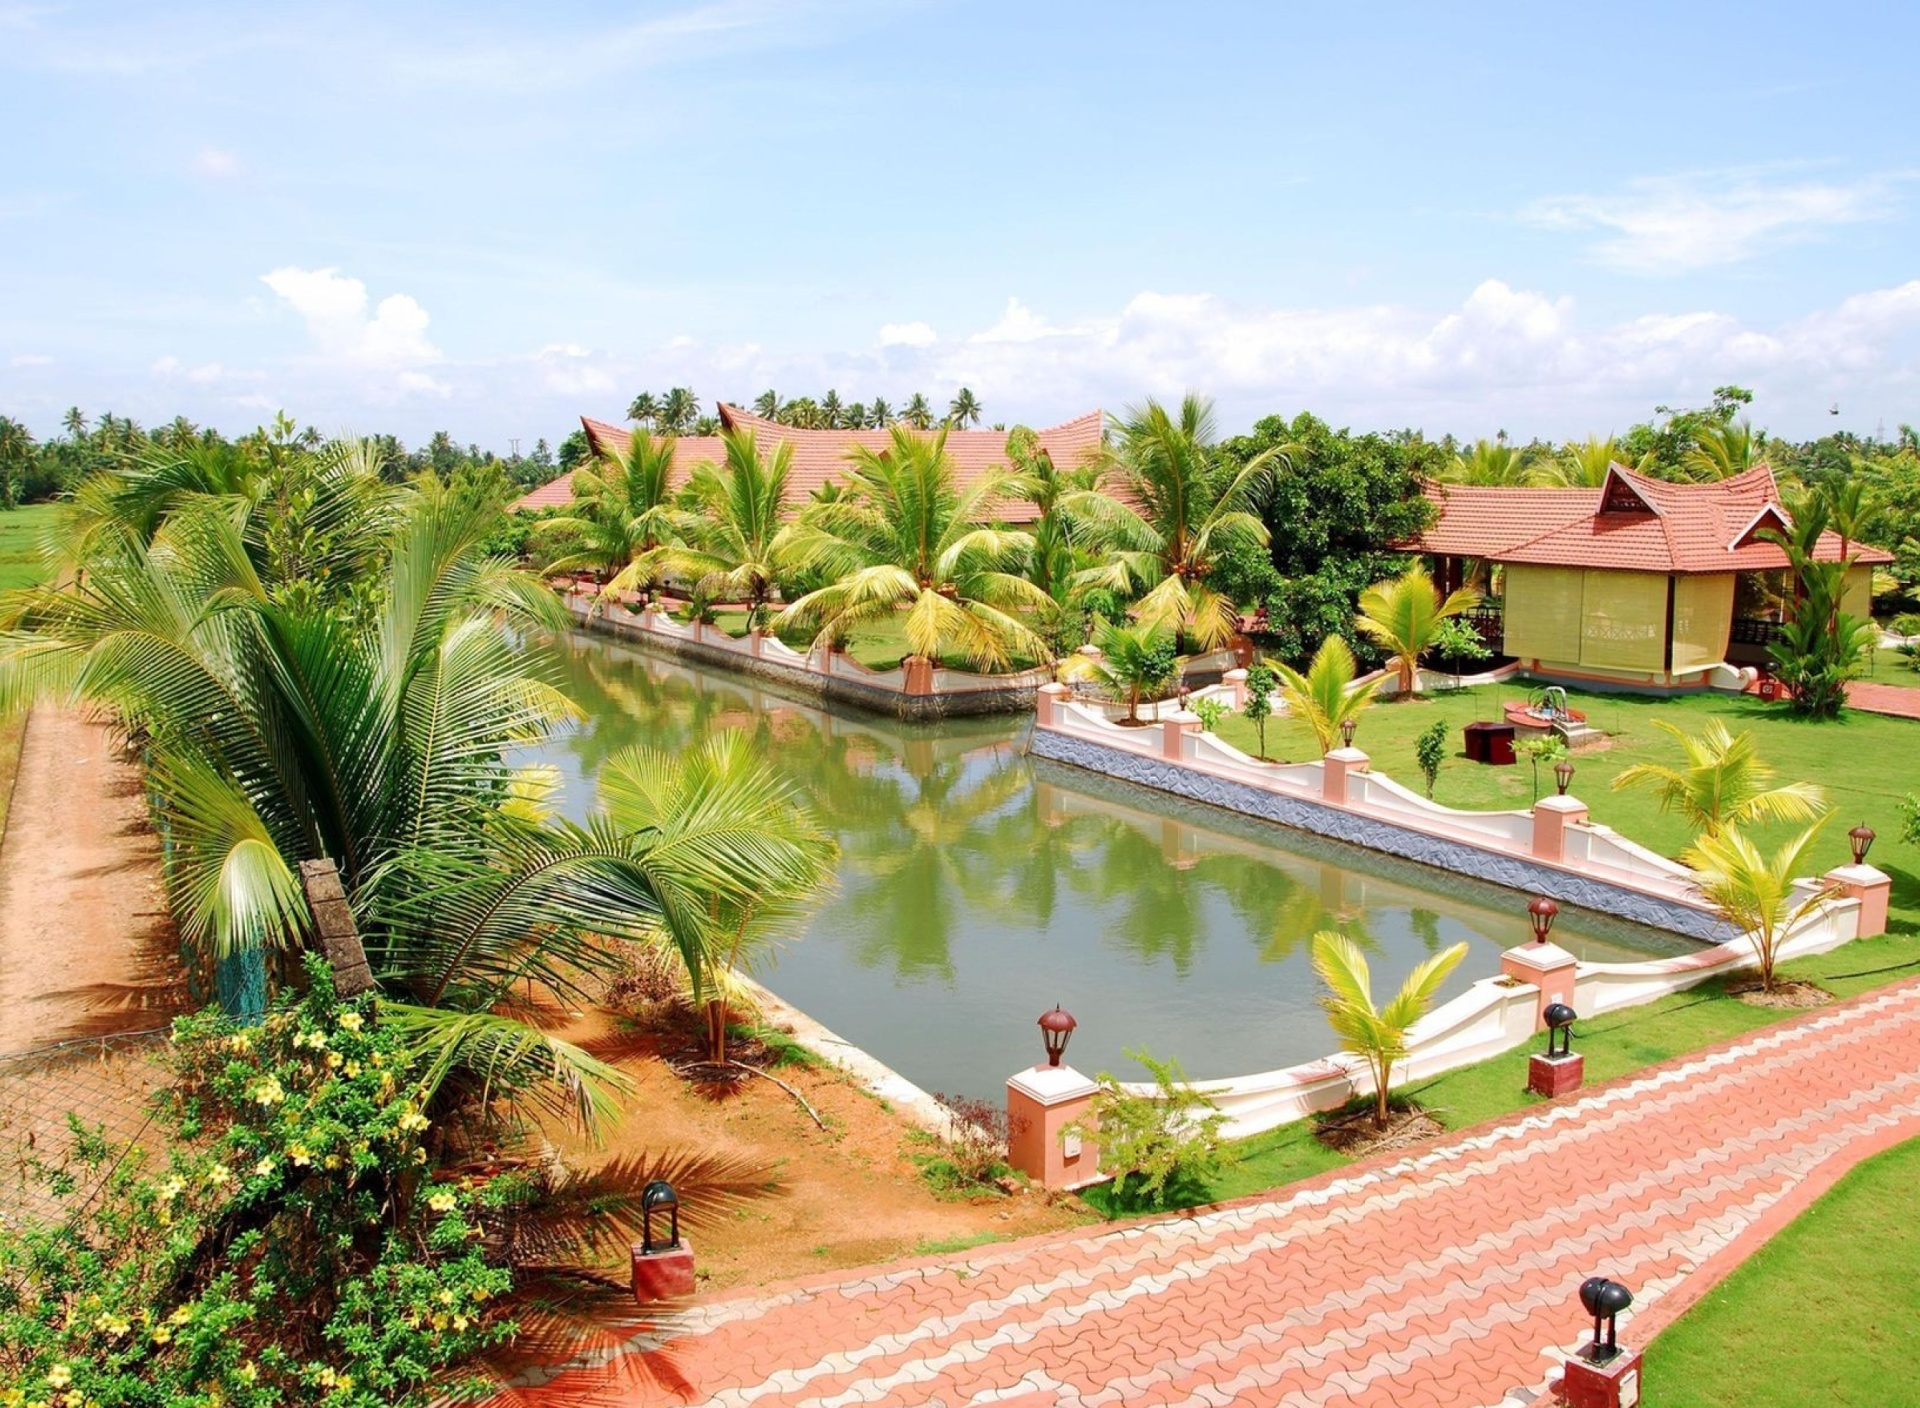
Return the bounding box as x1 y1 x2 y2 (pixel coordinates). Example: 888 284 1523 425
1446 438 1534 486
599 734 836 1064
776 425 1052 669
1064 619 1177 723
1274 634 1381 755
820 389 845 429
844 401 869 430
901 393 935 431
1611 719 1827 836
783 397 823 430
2 481 784 1127
626 391 660 427
1311 931 1468 1127
651 429 808 631
1683 421 1761 480
1537 436 1618 489
1682 823 1832 992
1003 424 1103 610
659 386 699 436
868 396 894 428
753 389 781 420
948 387 983 429
538 430 692 598
1354 562 1481 696
1065 395 1283 650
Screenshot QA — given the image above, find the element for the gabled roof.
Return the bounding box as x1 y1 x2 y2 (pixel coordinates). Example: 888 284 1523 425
512 403 1105 520
1414 463 1892 574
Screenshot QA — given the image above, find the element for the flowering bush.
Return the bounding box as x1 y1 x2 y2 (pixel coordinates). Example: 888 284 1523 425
0 959 512 1407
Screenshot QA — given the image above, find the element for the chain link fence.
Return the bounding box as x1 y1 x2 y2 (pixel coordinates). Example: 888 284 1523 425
0 1029 173 1228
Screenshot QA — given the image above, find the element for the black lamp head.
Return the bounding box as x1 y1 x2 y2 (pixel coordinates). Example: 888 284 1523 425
1578 1276 1634 1362
1544 1003 1576 1031
640 1179 681 1252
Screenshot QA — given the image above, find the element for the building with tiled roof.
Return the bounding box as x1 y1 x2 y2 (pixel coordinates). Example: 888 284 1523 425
511 402 1105 521
1411 464 1891 692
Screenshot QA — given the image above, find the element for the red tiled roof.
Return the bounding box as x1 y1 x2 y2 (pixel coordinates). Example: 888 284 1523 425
1413 464 1892 573
512 404 1105 521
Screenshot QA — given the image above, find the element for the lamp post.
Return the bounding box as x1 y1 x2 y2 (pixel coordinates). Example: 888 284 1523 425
1339 717 1357 749
1563 1275 1643 1406
1850 822 1877 867
1543 1002 1576 1058
1578 1276 1634 1365
1528 895 1559 944
640 1180 681 1253
631 1178 695 1302
1038 1005 1077 1068
1554 759 1576 796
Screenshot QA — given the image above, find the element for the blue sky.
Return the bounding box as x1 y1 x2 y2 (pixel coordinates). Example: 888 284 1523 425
3 1 1917 451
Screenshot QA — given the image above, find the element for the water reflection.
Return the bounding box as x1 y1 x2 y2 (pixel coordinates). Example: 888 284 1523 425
531 631 1695 1103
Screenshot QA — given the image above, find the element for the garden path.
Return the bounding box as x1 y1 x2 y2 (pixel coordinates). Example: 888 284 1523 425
505 976 1920 1407
0 707 184 1054
1844 679 1920 720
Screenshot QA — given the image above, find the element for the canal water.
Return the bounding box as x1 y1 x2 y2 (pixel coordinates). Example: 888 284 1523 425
531 631 1695 1105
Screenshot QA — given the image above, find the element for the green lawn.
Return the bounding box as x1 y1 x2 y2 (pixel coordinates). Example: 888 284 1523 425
687 606 1045 674
0 502 59 591
1644 1135 1920 1406
1210 680 1920 937
1863 644 1920 687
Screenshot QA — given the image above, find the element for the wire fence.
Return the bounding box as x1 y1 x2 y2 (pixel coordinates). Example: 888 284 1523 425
0 1029 174 1229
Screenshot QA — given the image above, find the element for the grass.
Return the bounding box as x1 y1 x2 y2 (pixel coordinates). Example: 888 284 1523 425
678 606 1046 674
1643 1135 1920 1405
1210 679 1920 936
911 1230 1008 1257
1862 643 1920 688
0 502 59 592
1080 926 1920 1214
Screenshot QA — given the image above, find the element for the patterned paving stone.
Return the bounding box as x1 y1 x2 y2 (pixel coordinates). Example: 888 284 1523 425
501 980 1920 1408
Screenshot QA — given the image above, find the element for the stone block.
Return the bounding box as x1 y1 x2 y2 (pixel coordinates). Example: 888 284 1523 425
631 1240 696 1302
1562 1347 1643 1408
1528 1051 1584 1098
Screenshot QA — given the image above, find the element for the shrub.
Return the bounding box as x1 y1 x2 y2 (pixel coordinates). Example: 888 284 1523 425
1900 794 1919 848
1243 661 1278 758
1415 719 1448 799
1191 697 1227 733
924 1092 1024 1193
1073 1047 1226 1213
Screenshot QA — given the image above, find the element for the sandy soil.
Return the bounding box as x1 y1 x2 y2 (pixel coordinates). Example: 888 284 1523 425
541 1009 1099 1293
0 708 186 1055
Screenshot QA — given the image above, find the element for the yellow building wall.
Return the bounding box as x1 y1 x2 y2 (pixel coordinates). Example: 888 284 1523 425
1671 574 1735 670
1842 563 1873 620
1503 565 1584 663
1578 570 1668 671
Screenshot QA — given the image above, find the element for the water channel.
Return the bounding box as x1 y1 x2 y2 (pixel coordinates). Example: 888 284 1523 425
531 630 1698 1105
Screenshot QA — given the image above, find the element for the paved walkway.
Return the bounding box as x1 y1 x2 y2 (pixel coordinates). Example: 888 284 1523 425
510 981 1920 1407
1846 679 1920 720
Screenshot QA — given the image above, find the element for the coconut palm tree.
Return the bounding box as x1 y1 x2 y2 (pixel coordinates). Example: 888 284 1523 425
844 401 869 430
1311 931 1468 1127
820 389 845 429
753 389 781 420
868 396 894 428
1682 823 1832 992
1683 421 1761 480
651 429 808 631
626 391 660 427
1536 436 1619 489
1445 438 1534 486
948 387 983 429
599 733 836 1064
1611 719 1827 837
1064 619 1177 724
659 386 699 436
1354 562 1481 696
901 393 935 431
1065 395 1283 650
776 425 1052 669
1002 424 1104 612
540 430 694 598
1273 634 1381 755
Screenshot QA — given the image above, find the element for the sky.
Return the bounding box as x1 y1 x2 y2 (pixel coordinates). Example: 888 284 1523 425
3 0 1918 453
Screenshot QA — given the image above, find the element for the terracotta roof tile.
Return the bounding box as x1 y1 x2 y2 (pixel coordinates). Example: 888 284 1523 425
512 404 1104 521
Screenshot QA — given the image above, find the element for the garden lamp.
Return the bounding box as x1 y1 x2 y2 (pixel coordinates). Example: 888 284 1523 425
1543 1002 1576 1058
1577 1276 1633 1365
1850 822 1876 867
1038 1005 1077 1068
640 1180 681 1253
1340 717 1357 749
1553 759 1575 796
1528 895 1559 944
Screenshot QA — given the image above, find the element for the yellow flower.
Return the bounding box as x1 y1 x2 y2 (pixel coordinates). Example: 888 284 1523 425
227 1032 252 1053
151 1326 172 1345
436 1288 456 1305
431 1313 449 1330
251 1077 285 1107
314 1368 336 1388
254 1157 275 1178
471 1286 489 1302
337 1377 353 1393
168 1304 193 1326
94 1313 130 1336
337 1012 364 1033
206 1162 233 1187
287 1142 312 1167
236 1362 257 1384
410 1147 428 1165
343 1060 361 1078
427 1191 457 1213
159 1176 185 1201
397 1108 430 1132
369 1051 383 1067
325 1051 343 1070
323 1153 342 1170
453 1314 470 1331
43 1369 70 1391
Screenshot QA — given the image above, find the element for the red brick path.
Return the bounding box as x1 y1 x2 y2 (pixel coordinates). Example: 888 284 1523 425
509 981 1920 1407
1845 679 1920 720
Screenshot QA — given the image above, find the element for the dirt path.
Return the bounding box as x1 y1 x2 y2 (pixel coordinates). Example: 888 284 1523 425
0 708 185 1055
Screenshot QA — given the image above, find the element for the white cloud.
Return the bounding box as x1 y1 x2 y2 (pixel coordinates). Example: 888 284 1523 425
8 352 52 367
877 320 936 348
1523 170 1903 274
191 146 242 180
260 266 442 380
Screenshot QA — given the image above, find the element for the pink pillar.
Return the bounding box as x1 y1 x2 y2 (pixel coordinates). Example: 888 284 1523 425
903 656 935 697
1531 795 1590 862
1222 667 1249 709
1161 710 1201 759
630 1240 695 1302
1322 746 1369 803
1501 940 1580 1031
748 628 764 658
1826 863 1892 938
1006 1064 1101 1191
1035 681 1069 728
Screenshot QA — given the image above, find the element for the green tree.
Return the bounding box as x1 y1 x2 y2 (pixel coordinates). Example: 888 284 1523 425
1760 491 1874 718
1445 437 1533 486
626 390 660 426
1682 823 1832 992
540 429 694 597
777 425 1052 668
948 386 983 428
869 396 894 428
1073 1047 1226 1211
1611 719 1827 837
653 428 808 631
753 388 781 419
1243 660 1279 759
1311 930 1468 1128
1538 436 1620 489
1067 395 1285 650
820 389 845 429
1065 619 1178 723
1683 420 1763 481
1354 561 1480 696
1273 634 1380 756
901 392 935 430
1415 719 1448 799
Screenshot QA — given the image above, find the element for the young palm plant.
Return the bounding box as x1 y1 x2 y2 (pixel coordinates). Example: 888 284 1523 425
1610 719 1827 837
651 429 808 632
1311 931 1468 1128
1354 562 1480 697
1064 619 1178 724
777 425 1053 669
1065 395 1285 651
538 428 694 597
1682 823 1833 992
1273 634 1381 755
